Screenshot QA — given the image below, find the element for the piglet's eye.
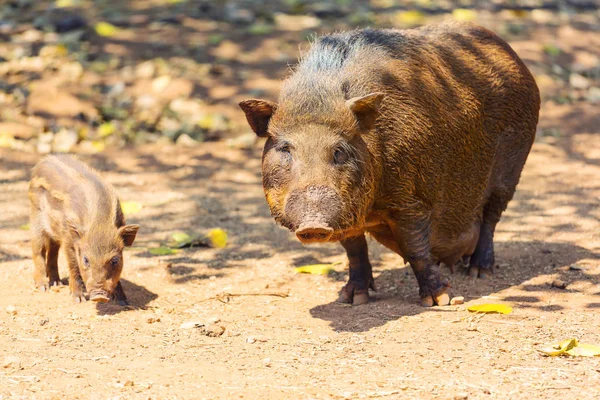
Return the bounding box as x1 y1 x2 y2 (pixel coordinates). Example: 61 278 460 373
83 256 90 267
110 256 120 267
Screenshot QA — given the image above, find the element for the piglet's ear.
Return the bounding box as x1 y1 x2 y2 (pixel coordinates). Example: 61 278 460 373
118 225 139 247
346 93 384 131
67 219 82 240
238 99 277 138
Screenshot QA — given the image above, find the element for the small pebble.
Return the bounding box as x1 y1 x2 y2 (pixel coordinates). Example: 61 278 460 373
147 317 161 324
6 305 17 315
551 279 567 289
124 380 134 387
450 296 464 305
454 393 468 400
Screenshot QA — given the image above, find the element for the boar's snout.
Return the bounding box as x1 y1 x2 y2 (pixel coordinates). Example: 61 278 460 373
285 185 341 243
296 224 334 243
89 289 110 303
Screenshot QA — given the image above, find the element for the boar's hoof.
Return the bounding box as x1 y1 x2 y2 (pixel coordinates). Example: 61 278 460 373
337 283 370 306
420 287 451 307
467 266 493 279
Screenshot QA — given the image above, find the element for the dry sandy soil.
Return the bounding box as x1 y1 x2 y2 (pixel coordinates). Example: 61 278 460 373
1 3 600 399
1 113 600 399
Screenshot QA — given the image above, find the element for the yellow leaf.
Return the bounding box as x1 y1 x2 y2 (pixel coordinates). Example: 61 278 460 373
452 9 477 22
295 264 335 275
567 343 600 357
91 140 105 152
0 133 15 148
540 338 600 357
467 304 513 314
208 228 228 248
149 247 178 255
121 201 143 215
95 22 120 37
395 10 425 26
98 122 115 138
19 223 30 231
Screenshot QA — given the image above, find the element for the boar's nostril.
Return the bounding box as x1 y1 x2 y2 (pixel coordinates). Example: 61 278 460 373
295 225 334 243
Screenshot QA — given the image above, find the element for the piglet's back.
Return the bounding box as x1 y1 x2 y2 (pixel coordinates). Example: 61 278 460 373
29 154 122 234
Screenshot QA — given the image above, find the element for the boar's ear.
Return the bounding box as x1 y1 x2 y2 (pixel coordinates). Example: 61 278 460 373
118 225 140 247
346 93 384 131
238 99 277 137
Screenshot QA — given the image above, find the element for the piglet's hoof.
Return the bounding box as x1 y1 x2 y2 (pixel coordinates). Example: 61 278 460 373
71 292 87 303
337 282 370 306
420 286 451 307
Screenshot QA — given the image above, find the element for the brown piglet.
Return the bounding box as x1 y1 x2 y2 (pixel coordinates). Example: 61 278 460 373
28 154 139 305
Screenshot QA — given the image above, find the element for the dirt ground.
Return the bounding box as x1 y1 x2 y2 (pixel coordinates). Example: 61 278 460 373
2 1 600 399
2 119 600 399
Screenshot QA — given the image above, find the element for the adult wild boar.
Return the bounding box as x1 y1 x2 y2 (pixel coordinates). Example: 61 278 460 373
239 22 540 306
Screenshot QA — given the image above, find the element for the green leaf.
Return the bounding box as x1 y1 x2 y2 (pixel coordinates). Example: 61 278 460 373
149 247 178 255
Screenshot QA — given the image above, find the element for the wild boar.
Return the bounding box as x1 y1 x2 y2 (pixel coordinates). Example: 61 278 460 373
239 22 540 306
29 154 139 305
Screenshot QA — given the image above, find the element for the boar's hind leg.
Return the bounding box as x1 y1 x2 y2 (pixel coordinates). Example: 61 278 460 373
32 234 49 291
337 234 375 306
391 219 451 307
468 192 508 279
112 282 129 306
65 246 87 303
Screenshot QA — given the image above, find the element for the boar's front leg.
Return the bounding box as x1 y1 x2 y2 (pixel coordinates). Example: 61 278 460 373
337 234 376 306
65 245 87 303
391 218 451 307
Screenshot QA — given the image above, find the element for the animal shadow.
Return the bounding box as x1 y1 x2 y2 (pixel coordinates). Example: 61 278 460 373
96 278 158 315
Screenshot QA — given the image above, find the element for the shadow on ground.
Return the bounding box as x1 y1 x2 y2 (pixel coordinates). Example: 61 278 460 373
310 240 600 332
96 278 158 315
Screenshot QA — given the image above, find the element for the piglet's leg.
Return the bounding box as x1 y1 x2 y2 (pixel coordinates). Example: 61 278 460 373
337 234 376 306
65 245 86 303
32 234 49 291
46 239 62 287
112 282 129 306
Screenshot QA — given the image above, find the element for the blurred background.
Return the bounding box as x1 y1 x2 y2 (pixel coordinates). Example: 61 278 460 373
0 0 598 154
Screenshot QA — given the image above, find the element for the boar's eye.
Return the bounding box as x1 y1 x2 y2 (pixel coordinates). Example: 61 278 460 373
82 256 90 268
333 148 349 165
110 256 120 268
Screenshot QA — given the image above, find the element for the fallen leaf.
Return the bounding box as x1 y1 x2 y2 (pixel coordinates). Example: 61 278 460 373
98 122 115 138
467 304 512 314
294 264 336 275
539 338 600 357
19 223 30 231
452 9 477 22
395 10 425 26
121 201 142 215
95 22 120 37
208 228 227 248
171 231 192 245
149 247 178 256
